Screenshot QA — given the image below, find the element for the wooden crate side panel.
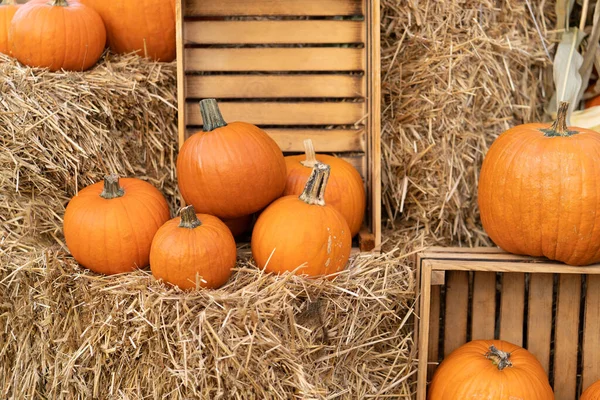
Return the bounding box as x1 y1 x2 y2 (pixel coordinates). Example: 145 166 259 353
470 271 496 340
499 273 525 346
428 286 441 379
582 275 600 390
443 271 469 357
554 274 582 400
184 0 365 16
527 273 554 376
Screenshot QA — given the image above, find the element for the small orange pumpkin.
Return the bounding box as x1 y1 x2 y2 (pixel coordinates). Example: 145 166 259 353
177 99 287 219
150 205 236 290
0 0 19 55
63 174 170 275
582 381 600 400
478 101 600 265
284 139 365 236
252 163 351 277
428 340 554 399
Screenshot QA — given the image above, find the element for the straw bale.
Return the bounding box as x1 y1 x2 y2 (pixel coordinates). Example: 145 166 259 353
0 243 417 399
0 53 179 246
381 0 554 245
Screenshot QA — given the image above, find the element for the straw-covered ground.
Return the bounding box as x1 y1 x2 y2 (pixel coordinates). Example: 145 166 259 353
1 0 552 398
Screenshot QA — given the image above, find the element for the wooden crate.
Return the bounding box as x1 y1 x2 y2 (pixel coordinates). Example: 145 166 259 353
175 0 381 251
415 247 600 400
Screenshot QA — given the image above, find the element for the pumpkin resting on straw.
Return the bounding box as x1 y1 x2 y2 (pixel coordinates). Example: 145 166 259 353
0 0 19 55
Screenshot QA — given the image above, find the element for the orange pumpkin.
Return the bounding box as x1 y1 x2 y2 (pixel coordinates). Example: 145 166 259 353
582 381 600 399
79 0 175 62
0 0 19 55
478 101 600 265
10 0 106 71
63 174 170 275
177 99 287 219
252 163 352 277
284 139 365 237
150 205 236 290
223 214 254 238
429 340 554 399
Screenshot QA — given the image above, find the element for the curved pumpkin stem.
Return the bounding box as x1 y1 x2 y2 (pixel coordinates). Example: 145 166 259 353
542 101 578 137
299 163 330 206
52 0 69 6
179 205 202 229
485 345 513 371
0 0 18 6
100 174 125 199
200 99 227 132
300 139 319 168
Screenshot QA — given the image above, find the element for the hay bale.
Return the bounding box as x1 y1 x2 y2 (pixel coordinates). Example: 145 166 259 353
0 53 178 246
0 244 416 399
381 0 554 245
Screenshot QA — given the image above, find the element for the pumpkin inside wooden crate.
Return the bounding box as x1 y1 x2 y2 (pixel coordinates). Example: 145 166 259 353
175 0 381 251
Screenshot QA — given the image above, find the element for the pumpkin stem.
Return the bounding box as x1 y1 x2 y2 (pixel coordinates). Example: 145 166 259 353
300 139 319 168
200 99 227 132
99 174 125 199
51 0 69 6
541 101 578 137
485 345 513 371
179 205 202 229
0 0 18 5
299 163 330 206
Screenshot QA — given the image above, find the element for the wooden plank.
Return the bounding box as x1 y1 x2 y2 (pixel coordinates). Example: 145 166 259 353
184 0 365 16
184 48 365 72
527 273 554 376
554 274 581 400
582 275 600 390
184 20 365 44
176 0 186 151
185 101 366 126
443 271 469 357
471 272 496 340
416 262 432 400
421 247 506 255
185 74 366 99
427 286 441 381
499 273 525 346
428 260 600 275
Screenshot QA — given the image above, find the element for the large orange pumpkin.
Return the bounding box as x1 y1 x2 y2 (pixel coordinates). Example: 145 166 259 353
63 175 170 275
429 340 554 399
150 205 236 290
284 139 365 237
582 381 600 399
252 163 352 277
0 0 19 55
79 0 175 62
177 99 287 219
10 0 106 71
478 101 600 265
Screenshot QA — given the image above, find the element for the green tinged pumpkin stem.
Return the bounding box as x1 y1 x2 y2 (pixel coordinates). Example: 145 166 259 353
485 345 513 371
541 101 578 137
99 174 125 199
300 139 319 168
200 99 227 132
179 205 202 229
299 163 330 206
52 0 69 6
1 0 18 6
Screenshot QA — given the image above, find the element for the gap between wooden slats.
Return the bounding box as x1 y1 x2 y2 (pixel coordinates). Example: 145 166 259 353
499 273 525 346
471 272 496 340
443 271 469 357
185 75 366 99
184 48 366 72
582 275 600 390
527 273 553 376
185 21 365 44
428 286 441 380
184 0 365 16
185 101 366 126
554 275 581 400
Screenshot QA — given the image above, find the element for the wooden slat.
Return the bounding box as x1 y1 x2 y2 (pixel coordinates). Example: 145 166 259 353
417 262 433 400
471 272 496 340
185 21 365 44
527 273 554 375
554 274 581 400
184 0 365 16
443 271 469 357
185 101 366 126
185 74 365 99
428 259 600 274
421 247 507 255
427 286 441 380
499 273 525 346
176 0 186 151
582 275 600 390
184 48 365 72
